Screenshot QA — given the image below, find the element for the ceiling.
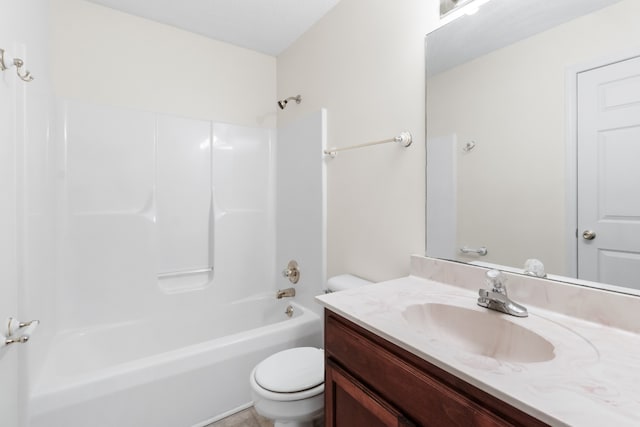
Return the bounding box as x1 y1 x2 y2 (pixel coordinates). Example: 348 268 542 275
86 0 342 56
427 0 624 76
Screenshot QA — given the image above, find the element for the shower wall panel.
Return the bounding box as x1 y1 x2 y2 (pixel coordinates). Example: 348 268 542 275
56 100 274 332
276 110 326 317
57 100 157 330
212 123 276 301
156 116 212 293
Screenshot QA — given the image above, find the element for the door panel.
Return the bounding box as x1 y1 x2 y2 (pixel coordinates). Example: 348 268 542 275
577 55 640 289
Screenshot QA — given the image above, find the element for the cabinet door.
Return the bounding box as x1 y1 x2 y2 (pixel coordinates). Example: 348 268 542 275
326 360 415 427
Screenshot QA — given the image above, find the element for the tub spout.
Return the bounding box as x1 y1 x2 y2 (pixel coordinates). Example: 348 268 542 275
276 288 296 299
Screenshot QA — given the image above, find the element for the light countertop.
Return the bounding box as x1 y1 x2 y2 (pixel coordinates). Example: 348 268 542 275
316 257 640 426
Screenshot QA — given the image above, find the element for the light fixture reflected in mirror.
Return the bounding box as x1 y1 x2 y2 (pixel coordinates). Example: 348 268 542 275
440 0 494 20
440 0 473 17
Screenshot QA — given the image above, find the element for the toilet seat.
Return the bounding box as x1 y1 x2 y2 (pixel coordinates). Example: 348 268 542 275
255 347 324 393
251 347 325 401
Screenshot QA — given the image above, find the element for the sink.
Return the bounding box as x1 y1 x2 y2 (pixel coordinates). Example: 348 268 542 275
402 303 555 363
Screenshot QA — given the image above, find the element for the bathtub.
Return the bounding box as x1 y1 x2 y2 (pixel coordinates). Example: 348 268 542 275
29 296 322 427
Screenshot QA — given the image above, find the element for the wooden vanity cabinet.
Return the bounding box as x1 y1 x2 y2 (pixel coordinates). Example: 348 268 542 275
324 310 548 427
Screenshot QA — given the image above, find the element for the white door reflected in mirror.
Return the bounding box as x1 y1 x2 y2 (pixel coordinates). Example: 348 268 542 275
577 55 640 290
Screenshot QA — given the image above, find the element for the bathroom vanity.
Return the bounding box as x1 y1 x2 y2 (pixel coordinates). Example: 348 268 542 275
324 310 544 426
316 256 640 426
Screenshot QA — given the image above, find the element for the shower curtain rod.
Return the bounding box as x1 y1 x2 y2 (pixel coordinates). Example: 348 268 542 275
324 131 412 158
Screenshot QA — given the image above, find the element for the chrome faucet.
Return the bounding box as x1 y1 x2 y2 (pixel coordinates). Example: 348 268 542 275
477 270 528 317
276 287 296 299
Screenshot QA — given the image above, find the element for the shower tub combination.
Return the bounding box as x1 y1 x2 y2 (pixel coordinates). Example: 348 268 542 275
29 296 322 427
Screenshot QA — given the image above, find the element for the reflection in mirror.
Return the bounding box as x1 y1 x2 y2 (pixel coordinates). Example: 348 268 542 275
426 0 640 292
439 0 474 17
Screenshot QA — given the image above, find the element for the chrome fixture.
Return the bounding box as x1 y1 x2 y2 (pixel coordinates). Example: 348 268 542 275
477 270 528 317
460 246 487 256
285 305 294 317
462 140 476 152
277 95 302 110
582 230 597 241
324 131 412 158
282 260 300 284
2 317 39 349
276 288 296 299
0 49 34 82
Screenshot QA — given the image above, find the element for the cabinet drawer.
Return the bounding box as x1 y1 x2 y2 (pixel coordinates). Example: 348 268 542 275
325 311 547 427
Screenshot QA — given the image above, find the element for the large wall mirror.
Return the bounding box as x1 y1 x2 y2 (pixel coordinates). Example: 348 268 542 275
426 0 640 293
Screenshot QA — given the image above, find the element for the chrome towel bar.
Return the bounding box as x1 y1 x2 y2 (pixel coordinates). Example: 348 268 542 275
460 246 488 256
324 131 412 157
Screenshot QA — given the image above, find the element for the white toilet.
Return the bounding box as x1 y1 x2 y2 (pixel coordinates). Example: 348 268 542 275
250 274 372 427
250 347 325 427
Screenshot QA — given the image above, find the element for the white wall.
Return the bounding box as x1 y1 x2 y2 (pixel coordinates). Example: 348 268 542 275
277 0 440 282
277 110 327 316
50 0 277 128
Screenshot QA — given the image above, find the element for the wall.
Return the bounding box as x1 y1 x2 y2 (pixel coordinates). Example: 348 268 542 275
50 0 277 128
277 110 327 316
277 0 440 282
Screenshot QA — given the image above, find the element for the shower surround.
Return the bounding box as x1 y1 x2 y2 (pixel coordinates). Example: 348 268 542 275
26 100 325 426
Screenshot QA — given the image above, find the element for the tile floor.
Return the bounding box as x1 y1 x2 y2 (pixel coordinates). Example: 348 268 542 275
208 407 325 427
207 407 273 427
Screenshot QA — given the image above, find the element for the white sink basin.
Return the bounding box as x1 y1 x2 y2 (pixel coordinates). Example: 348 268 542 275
402 303 555 363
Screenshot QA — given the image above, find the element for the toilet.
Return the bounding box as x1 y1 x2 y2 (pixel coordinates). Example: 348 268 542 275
250 347 325 427
250 274 372 427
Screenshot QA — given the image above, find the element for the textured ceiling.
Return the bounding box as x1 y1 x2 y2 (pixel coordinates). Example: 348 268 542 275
86 0 342 56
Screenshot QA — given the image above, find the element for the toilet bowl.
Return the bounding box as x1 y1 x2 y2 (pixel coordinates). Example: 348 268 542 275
250 347 325 427
251 275 372 426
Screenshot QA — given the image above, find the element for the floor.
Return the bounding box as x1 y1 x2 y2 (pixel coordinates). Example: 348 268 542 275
207 407 273 427
208 407 325 427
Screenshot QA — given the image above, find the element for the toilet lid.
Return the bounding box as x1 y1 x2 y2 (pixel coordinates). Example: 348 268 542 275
254 347 324 393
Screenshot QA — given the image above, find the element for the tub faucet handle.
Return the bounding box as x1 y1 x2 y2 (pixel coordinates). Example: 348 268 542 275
282 260 300 284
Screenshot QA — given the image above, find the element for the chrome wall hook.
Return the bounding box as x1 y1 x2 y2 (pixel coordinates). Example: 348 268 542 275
0 48 8 71
0 49 35 82
13 58 34 82
463 140 476 152
2 317 39 349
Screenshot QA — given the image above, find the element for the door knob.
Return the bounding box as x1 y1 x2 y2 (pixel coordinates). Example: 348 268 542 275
582 230 596 240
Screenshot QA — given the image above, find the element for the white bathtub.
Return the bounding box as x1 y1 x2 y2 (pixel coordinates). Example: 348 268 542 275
29 296 322 427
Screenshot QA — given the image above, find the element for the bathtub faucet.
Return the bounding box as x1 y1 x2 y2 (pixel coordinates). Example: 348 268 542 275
276 288 296 299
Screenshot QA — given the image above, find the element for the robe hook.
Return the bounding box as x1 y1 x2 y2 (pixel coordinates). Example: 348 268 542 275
0 49 35 82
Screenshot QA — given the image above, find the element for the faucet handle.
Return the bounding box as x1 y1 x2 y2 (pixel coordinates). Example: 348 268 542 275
486 269 505 292
282 260 300 284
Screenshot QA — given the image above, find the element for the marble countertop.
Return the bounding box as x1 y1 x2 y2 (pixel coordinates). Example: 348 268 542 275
316 265 640 426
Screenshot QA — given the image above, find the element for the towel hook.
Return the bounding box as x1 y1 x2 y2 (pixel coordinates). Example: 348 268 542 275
0 49 35 82
463 140 476 152
13 58 34 82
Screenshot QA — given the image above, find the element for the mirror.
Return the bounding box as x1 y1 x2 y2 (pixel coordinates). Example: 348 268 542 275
426 0 640 292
